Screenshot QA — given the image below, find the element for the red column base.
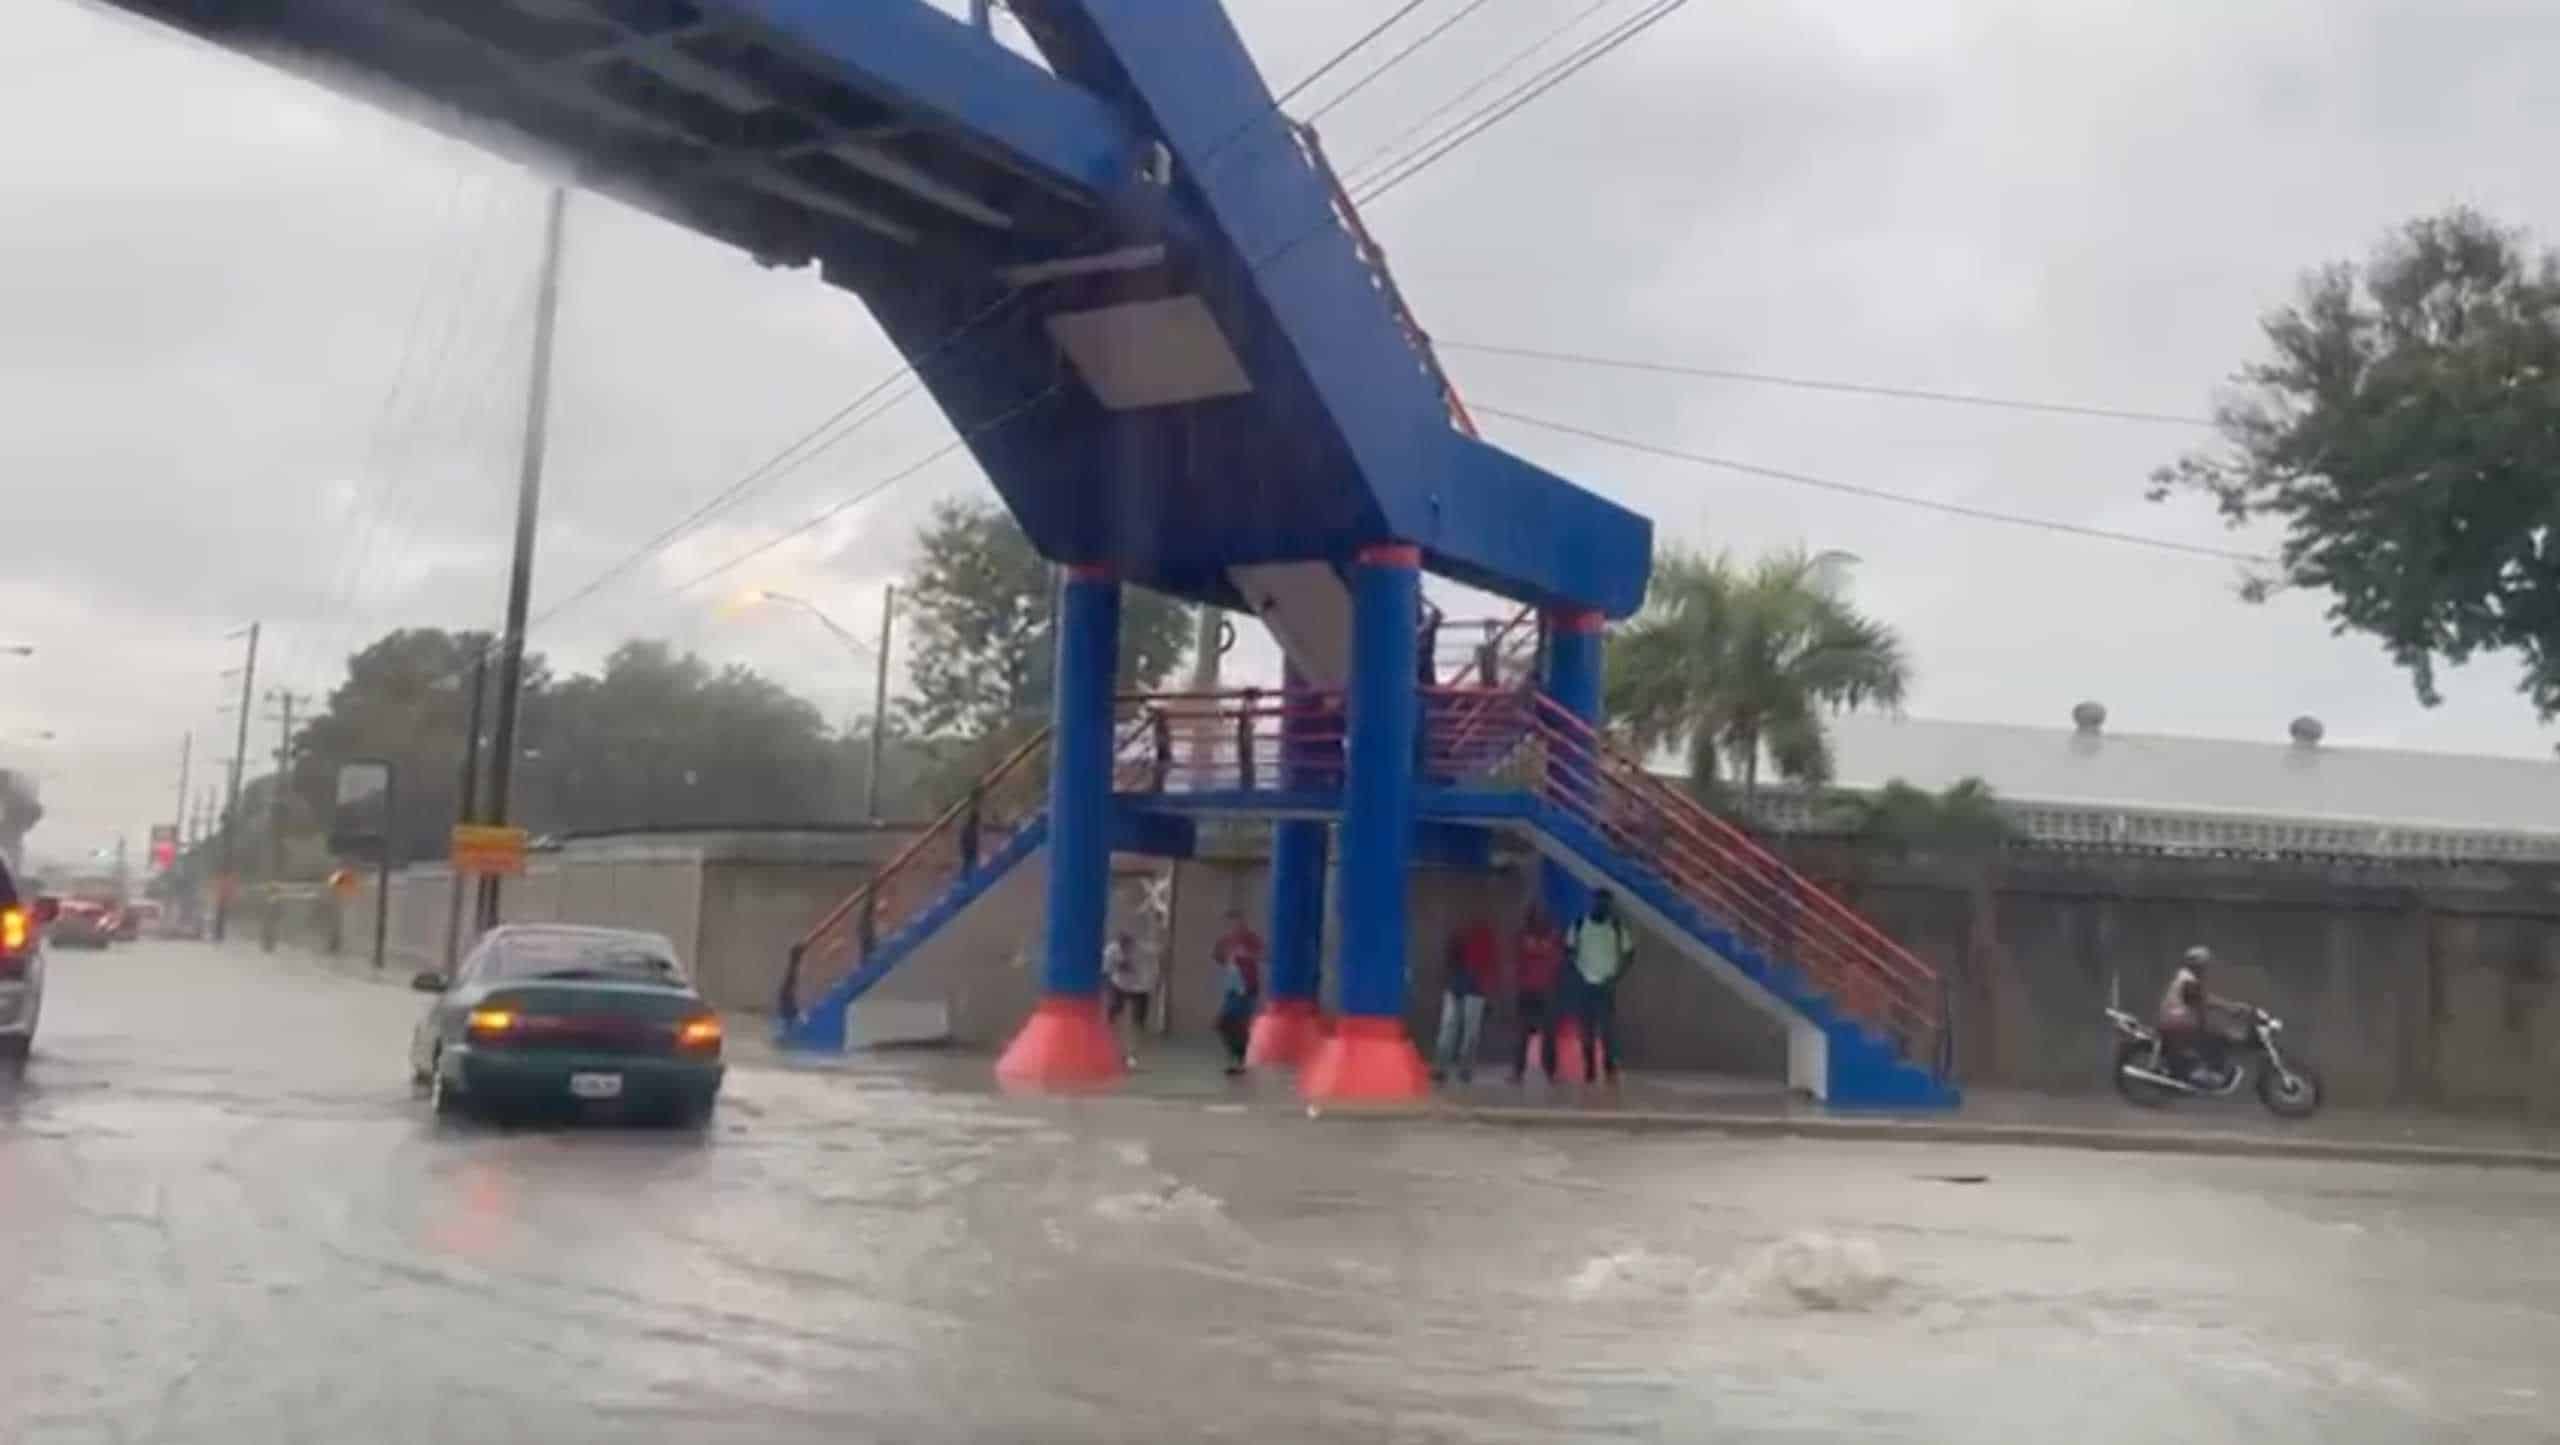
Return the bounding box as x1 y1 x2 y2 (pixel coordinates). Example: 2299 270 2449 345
1245 998 1326 1069
995 995 1125 1094
1299 1016 1430 1104
1532 1018 1609 1083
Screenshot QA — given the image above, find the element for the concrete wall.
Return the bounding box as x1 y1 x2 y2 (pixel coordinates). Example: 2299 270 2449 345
318 829 917 1013
1791 842 2560 1115
299 821 2560 1116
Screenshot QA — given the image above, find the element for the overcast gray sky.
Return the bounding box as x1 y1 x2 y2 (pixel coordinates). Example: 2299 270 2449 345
5 0 2556 863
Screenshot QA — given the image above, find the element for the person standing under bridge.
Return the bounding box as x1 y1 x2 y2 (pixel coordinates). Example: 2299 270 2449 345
1210 910 1263 1076
1567 890 1634 1085
1509 903 1564 1084
1103 929 1157 1068
1432 910 1498 1083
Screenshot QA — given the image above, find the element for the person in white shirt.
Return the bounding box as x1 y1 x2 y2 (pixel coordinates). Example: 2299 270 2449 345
1103 929 1157 1065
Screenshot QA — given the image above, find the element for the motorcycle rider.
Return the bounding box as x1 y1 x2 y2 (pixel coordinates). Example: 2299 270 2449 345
2158 944 2241 1080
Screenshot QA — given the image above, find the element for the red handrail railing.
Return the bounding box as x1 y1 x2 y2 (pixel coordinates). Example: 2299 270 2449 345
1291 120 1478 439
1512 693 1943 1058
783 724 1055 1017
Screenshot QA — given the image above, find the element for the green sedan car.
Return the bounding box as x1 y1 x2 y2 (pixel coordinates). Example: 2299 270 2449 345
409 924 724 1126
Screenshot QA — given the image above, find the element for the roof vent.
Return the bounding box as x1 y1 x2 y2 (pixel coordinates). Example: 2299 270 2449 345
2290 715 2324 747
2071 700 2106 734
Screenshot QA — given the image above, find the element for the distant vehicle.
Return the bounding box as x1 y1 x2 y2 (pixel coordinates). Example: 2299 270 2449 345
113 900 158 941
49 899 114 950
0 857 54 1061
408 924 723 1126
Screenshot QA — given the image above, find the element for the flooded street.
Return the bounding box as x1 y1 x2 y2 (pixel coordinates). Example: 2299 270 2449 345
5 943 2556 1442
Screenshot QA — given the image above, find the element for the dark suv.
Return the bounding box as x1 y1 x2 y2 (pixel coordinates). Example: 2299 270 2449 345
0 855 52 1061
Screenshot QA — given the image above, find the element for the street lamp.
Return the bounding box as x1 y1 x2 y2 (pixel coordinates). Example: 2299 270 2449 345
741 587 897 821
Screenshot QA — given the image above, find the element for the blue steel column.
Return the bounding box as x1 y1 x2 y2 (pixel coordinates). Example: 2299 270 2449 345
995 564 1123 1090
1249 661 1329 1068
1301 544 1430 1101
1540 607 1605 926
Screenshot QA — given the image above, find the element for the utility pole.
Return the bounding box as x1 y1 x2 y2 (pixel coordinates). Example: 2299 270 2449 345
450 646 490 960
865 585 895 820
259 689 305 952
172 731 191 852
483 185 568 926
213 622 259 943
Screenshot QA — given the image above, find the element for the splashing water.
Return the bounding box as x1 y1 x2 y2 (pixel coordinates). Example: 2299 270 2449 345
1714 1231 1897 1313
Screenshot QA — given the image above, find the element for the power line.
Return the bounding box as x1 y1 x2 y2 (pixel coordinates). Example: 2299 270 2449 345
1243 0 1690 278
1336 0 1626 189
1442 339 2215 427
528 369 929 626
1352 0 1694 209
649 385 1066 604
1473 402 2266 563
1273 0 1440 109
1301 0 1512 125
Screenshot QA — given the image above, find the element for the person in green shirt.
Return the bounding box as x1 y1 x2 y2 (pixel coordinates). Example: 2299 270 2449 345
1566 889 1633 1083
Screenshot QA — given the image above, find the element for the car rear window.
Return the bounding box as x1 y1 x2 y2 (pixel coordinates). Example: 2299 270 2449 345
485 931 683 983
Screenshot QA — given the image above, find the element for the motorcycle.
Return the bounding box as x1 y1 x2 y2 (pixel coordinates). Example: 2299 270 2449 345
2105 1003 2323 1119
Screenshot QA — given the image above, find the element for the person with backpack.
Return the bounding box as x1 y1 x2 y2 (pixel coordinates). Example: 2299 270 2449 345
1566 889 1633 1084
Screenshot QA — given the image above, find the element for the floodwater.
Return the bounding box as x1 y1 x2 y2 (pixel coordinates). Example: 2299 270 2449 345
4 942 2555 1442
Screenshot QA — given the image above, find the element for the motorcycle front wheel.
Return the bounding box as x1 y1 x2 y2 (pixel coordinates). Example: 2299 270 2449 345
2112 1038 2175 1108
2256 1058 2323 1119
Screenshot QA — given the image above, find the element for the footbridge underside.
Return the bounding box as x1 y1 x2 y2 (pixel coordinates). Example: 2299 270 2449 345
110 0 1650 618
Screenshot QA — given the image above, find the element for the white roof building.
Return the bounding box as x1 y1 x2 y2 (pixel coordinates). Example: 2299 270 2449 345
1754 703 2560 863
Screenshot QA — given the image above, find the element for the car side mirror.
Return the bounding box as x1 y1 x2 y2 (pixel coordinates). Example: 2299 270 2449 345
33 896 60 924
409 971 449 994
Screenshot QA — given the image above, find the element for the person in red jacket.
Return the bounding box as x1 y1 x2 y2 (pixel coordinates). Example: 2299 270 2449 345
1432 912 1500 1083
1510 904 1564 1084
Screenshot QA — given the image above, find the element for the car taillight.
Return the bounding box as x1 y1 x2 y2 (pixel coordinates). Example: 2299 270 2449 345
1 906 25 954
675 1014 722 1053
466 1007 518 1038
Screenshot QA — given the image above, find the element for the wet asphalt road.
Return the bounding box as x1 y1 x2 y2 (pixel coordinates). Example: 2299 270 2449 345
5 942 2558 1443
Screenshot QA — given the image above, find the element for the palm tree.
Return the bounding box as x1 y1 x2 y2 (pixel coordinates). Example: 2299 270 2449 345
1607 548 1909 805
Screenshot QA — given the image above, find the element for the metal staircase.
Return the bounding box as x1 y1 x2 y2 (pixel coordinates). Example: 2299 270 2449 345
782 668 1955 1108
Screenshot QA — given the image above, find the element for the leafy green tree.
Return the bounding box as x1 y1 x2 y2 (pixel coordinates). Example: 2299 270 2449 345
518 641 836 833
901 499 1191 739
2151 207 2560 714
1826 777 2012 856
291 629 521 864
1607 548 1909 803
294 631 861 854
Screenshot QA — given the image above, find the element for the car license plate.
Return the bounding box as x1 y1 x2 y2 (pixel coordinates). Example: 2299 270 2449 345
568 1072 623 1100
